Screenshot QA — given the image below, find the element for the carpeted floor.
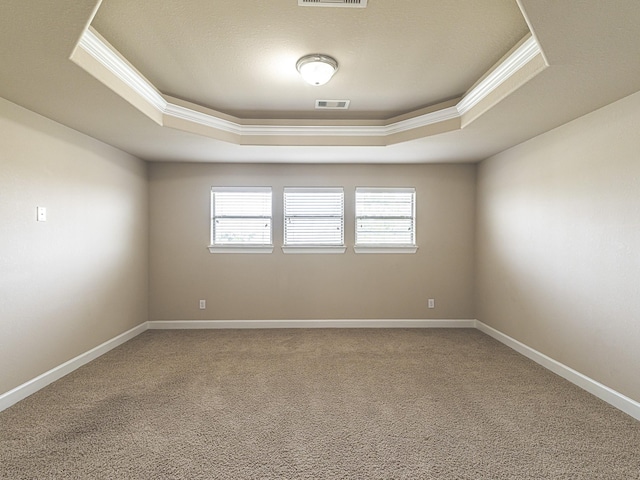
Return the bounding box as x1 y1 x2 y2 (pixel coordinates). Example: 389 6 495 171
1 328 639 479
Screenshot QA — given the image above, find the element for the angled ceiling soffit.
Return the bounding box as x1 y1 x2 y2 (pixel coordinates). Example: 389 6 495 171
69 26 547 147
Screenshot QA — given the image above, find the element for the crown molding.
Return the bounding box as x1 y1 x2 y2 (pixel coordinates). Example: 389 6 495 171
164 102 242 135
78 27 167 113
241 123 386 137
386 106 461 135
457 35 543 115
73 28 545 146
168 100 461 138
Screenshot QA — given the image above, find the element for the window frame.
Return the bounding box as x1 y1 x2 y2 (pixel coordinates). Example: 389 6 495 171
354 187 418 254
282 187 346 254
208 186 274 254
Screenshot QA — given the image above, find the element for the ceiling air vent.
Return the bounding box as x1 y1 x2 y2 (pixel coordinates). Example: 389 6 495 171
298 0 367 8
315 100 351 110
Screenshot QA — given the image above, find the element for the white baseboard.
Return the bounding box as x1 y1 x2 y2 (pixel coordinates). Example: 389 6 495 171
0 322 148 412
147 319 477 329
3 319 639 422
475 320 640 422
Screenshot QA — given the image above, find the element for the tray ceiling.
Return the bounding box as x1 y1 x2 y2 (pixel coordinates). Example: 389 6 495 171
2 0 640 162
91 0 529 120
75 1 548 147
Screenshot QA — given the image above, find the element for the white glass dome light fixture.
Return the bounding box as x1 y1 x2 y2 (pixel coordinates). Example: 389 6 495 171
296 54 338 86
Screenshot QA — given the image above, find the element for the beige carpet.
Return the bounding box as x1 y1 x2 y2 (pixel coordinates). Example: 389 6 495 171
1 329 639 479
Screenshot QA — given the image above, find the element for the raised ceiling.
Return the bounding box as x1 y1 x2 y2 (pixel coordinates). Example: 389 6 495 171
73 0 547 147
1 1 640 163
91 0 529 120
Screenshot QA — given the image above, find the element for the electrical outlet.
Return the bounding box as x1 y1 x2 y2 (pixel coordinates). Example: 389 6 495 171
428 298 435 309
199 300 206 310
37 206 47 222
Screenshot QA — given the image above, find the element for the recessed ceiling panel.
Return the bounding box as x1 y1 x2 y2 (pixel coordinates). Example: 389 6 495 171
91 0 529 120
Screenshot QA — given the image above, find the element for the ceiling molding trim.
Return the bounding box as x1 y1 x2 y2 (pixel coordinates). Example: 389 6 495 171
166 103 388 137
165 104 459 137
457 35 542 115
78 27 167 113
385 106 460 135
74 28 544 145
164 103 243 135
239 124 386 137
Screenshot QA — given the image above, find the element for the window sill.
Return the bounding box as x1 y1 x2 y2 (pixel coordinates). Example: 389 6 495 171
281 246 347 254
208 245 274 254
353 245 418 254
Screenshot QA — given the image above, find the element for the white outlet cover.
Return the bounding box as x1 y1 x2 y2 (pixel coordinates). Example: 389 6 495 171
37 207 47 222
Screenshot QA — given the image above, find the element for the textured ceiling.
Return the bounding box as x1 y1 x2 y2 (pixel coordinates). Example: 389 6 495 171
1 1 640 163
92 0 529 120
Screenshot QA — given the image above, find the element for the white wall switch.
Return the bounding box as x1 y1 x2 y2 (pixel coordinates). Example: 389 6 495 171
37 206 47 222
199 300 206 310
428 298 435 309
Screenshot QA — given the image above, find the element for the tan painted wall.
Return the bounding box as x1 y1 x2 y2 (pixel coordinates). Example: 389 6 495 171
476 90 640 402
149 163 476 321
0 98 148 394
3 82 639 409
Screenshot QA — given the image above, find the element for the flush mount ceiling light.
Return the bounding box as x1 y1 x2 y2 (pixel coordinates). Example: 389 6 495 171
296 54 338 86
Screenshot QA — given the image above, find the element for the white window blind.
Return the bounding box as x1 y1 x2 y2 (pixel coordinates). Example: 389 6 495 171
355 188 417 252
210 187 272 252
283 187 345 252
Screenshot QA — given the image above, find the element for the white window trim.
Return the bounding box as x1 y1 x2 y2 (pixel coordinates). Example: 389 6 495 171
355 187 417 254
282 187 345 254
209 186 273 254
208 245 274 254
353 245 418 254
281 245 347 254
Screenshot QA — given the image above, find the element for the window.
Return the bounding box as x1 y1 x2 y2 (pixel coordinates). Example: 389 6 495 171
283 187 345 253
209 187 273 253
355 187 417 253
